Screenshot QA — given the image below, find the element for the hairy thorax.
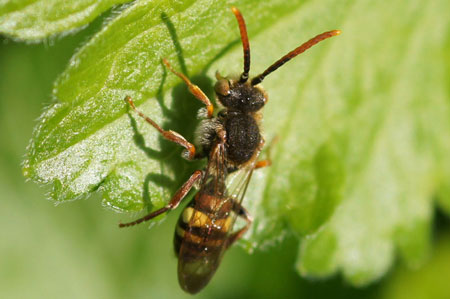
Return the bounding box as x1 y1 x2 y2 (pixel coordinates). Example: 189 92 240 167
195 109 262 167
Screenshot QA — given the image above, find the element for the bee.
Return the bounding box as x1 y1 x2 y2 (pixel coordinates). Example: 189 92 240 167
119 7 340 294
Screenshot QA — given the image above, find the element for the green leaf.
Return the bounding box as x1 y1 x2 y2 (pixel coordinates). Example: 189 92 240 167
380 234 450 299
23 0 450 288
296 0 450 286
0 0 131 41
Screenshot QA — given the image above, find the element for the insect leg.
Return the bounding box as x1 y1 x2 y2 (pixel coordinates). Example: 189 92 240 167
254 159 271 169
254 136 278 169
125 96 197 160
226 204 253 249
162 58 214 118
119 170 203 228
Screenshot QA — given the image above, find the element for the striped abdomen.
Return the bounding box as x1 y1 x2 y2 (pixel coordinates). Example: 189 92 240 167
173 193 235 294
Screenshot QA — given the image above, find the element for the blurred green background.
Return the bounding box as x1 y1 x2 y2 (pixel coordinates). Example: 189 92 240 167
1 7 450 299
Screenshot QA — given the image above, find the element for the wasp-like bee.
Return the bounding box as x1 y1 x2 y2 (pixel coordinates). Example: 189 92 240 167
120 7 340 294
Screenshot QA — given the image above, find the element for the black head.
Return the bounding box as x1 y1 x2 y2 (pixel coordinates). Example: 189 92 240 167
214 78 266 112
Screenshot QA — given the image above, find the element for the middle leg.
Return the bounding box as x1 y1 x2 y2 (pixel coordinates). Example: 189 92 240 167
255 136 278 169
125 96 197 160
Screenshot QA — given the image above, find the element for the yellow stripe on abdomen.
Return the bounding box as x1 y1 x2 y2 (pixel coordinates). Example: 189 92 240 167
182 207 211 228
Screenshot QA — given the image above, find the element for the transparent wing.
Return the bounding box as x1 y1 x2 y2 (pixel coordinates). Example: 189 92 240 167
177 140 229 293
225 162 256 208
222 157 257 237
177 139 260 293
205 139 228 198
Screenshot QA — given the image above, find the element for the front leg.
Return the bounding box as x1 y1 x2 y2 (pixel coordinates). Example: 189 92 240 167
163 59 214 118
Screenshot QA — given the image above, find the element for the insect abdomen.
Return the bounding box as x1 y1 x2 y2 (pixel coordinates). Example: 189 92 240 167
173 196 234 294
174 200 233 257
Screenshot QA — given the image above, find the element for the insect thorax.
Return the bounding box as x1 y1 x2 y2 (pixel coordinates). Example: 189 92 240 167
224 111 261 164
195 110 261 166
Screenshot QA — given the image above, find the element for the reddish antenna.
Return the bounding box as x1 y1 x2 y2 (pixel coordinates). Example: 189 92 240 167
251 30 341 85
231 7 251 83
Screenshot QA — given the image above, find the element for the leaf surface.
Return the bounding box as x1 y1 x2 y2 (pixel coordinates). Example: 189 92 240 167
0 0 131 40
23 0 450 286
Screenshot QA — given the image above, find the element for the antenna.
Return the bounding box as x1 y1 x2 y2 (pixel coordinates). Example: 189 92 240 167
231 7 251 83
251 30 341 85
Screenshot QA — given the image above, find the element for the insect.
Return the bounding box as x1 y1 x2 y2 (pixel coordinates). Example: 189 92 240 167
119 7 340 294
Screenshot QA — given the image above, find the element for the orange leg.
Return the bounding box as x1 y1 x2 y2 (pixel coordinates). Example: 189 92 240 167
119 170 203 228
162 58 214 118
254 159 271 169
125 96 196 160
255 135 278 169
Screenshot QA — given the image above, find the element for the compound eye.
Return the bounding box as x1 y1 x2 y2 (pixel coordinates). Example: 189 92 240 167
214 79 231 96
